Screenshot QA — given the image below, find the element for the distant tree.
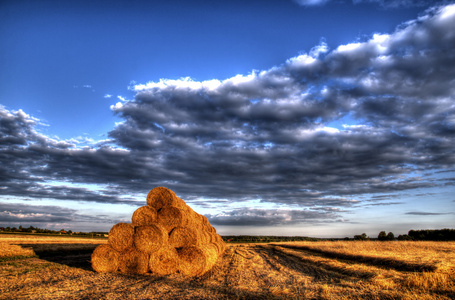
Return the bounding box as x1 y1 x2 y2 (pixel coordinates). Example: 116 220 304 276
378 231 387 241
386 232 395 240
397 234 412 240
408 229 455 241
354 233 368 240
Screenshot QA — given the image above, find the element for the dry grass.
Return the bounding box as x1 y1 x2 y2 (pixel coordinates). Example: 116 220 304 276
0 242 36 259
1 235 454 299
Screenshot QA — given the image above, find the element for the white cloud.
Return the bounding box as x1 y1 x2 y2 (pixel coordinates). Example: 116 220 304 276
293 0 331 6
439 4 455 20
104 94 113 98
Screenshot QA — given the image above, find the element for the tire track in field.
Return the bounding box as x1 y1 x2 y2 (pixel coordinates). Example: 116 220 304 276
277 244 436 272
257 244 375 283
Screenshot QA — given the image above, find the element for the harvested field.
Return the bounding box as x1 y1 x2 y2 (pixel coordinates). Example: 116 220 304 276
1 234 455 299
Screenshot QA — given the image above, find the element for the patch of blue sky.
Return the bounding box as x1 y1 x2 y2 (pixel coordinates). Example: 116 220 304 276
153 123 165 132
325 113 360 131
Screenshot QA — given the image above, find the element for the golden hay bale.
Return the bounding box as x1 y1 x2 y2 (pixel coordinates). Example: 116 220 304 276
211 241 226 255
177 246 207 276
214 234 223 243
108 223 134 252
118 247 149 274
133 225 168 254
199 230 211 244
169 226 199 248
149 246 179 275
132 205 158 226
204 232 218 243
201 243 219 272
146 186 185 209
157 206 193 233
91 244 120 273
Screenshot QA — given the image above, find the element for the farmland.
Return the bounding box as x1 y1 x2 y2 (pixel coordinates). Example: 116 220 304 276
1 234 454 299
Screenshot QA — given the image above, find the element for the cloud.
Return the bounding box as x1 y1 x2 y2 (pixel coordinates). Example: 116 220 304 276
293 0 331 6
1 4 455 229
0 202 121 226
104 94 113 98
405 211 453 215
207 207 345 226
107 4 455 204
293 0 444 8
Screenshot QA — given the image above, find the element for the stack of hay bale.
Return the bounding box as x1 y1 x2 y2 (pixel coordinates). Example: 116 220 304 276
91 187 226 276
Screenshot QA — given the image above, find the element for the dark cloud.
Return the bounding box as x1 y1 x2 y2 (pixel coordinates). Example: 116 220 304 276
1 4 455 229
0 202 124 227
0 203 74 223
207 207 345 226
405 211 453 215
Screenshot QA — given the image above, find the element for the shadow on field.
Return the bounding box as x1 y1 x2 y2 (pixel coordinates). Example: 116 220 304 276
17 243 99 271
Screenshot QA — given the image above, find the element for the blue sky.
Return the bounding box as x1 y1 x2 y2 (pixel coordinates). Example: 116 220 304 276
1 0 454 237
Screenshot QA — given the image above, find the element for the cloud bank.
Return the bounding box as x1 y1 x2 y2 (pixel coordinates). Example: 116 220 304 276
294 0 444 8
1 4 455 227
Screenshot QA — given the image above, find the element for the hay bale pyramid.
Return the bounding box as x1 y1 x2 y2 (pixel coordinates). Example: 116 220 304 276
91 187 226 276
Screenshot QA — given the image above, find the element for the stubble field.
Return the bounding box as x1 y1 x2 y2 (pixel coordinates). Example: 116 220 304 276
1 234 454 299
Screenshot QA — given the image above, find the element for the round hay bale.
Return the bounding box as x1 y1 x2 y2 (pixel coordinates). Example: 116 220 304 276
118 247 149 274
132 206 158 226
198 230 210 244
134 225 168 254
211 241 226 255
149 246 179 275
157 206 192 233
177 246 207 276
91 244 120 273
201 243 219 272
204 232 217 243
147 187 185 209
108 223 134 252
169 226 199 248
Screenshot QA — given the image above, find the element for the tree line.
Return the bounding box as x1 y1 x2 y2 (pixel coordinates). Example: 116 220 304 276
353 229 455 241
0 225 107 236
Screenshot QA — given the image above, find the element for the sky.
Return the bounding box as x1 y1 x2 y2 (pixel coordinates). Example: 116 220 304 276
1 0 455 238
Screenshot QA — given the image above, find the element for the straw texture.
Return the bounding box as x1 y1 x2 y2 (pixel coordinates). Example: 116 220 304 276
108 223 134 252
149 246 179 275
91 244 119 273
132 206 158 226
118 247 149 274
134 224 168 254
